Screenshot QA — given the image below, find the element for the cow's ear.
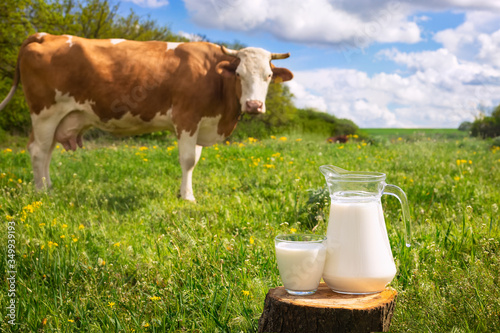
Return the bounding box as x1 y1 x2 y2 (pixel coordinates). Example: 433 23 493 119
272 67 293 83
216 60 237 78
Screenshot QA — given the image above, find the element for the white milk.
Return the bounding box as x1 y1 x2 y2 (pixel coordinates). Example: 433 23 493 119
275 242 326 292
323 200 396 294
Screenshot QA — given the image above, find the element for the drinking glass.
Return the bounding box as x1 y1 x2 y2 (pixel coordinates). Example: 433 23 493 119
274 234 327 295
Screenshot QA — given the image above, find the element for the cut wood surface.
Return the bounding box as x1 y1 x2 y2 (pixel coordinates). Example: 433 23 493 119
258 283 397 333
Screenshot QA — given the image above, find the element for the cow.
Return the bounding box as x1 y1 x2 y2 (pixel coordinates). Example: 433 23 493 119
0 33 293 201
327 135 349 144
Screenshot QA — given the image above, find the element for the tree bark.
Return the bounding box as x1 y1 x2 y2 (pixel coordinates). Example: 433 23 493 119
258 283 397 333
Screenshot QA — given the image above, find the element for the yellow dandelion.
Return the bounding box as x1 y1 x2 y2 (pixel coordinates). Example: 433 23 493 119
79 224 85 230
139 146 148 151
143 323 150 328
18 179 22 183
6 215 14 221
295 138 302 142
279 136 287 141
249 236 255 245
60 235 65 239
143 158 148 162
454 176 460 181
271 135 276 139
337 145 344 149
290 228 297 233
62 224 68 228
149 296 161 301
98 258 106 266
68 319 74 323
113 242 121 247
47 241 59 248
72 238 78 242
397 137 403 141
3 148 12 153
242 290 250 296
108 302 115 308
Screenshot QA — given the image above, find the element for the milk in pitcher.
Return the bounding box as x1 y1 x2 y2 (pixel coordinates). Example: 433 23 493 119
322 199 396 294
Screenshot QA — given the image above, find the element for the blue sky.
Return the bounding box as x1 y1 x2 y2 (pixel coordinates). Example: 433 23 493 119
118 0 500 128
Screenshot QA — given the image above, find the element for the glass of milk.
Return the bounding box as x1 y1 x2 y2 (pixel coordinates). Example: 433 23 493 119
275 234 327 295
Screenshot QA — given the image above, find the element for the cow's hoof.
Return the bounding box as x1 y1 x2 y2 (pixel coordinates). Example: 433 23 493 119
178 191 196 202
184 194 196 202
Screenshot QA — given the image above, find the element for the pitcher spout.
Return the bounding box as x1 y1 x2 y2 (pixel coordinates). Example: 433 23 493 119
319 165 349 179
319 165 387 198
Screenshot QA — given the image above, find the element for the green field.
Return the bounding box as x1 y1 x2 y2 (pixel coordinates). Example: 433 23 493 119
1 131 499 332
362 128 468 140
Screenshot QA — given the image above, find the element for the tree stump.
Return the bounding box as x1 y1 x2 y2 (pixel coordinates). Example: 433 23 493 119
258 283 397 333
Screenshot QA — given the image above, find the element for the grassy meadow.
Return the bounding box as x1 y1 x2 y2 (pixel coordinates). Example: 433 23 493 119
1 130 499 332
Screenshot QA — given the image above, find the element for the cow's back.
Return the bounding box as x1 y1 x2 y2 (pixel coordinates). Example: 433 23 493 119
20 34 182 123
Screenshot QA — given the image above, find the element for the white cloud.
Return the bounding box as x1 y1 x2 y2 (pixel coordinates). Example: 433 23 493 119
288 49 500 128
122 0 169 8
184 0 421 47
183 0 500 48
178 31 204 41
434 12 500 67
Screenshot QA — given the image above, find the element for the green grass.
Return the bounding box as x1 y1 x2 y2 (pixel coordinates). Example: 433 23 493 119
1 132 499 332
362 128 468 140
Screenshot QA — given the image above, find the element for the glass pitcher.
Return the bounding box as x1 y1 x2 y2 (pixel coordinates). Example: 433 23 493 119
319 165 411 294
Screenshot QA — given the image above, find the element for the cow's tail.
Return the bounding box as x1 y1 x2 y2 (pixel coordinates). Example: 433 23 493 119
0 58 20 111
0 34 43 111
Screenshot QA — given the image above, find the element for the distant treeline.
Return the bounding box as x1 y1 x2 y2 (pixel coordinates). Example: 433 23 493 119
459 105 500 139
0 0 357 139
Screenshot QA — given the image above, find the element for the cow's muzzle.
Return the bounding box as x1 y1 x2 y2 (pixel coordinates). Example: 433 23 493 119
245 100 264 114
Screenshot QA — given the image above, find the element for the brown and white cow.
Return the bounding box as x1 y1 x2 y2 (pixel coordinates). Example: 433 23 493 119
0 33 293 201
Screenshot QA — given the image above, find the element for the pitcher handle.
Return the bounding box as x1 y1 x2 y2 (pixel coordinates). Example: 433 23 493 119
383 184 411 247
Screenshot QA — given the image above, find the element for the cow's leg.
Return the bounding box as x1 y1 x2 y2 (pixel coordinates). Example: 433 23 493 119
28 122 57 189
177 131 203 201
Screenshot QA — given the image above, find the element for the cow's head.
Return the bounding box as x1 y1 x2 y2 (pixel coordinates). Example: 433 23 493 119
216 46 293 114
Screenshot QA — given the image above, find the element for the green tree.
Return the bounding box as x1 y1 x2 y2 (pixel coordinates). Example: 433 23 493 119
0 0 34 133
470 105 500 138
458 121 472 132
